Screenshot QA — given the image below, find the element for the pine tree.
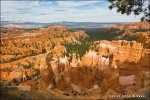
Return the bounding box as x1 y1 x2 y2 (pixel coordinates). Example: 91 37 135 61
108 0 150 21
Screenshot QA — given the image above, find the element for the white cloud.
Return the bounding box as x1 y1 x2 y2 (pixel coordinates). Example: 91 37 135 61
57 1 102 8
1 1 143 22
41 1 52 5
32 1 40 6
48 2 52 4
1 16 5 18
0 16 6 21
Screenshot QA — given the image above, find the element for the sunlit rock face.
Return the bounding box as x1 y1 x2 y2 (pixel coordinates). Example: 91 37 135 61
101 57 107 66
108 45 116 54
82 50 97 66
110 56 117 69
92 51 99 66
70 53 78 67
9 71 23 84
59 56 70 72
99 56 110 67
119 75 136 85
22 72 27 82
97 39 149 66
104 57 109 66
1 71 9 81
82 50 111 67
99 42 116 54
73 31 89 39
49 56 69 74
50 60 59 75
40 52 72 90
39 58 52 90
77 57 82 66
51 45 66 57
18 80 37 91
97 56 102 66
99 43 108 52
113 21 150 30
141 49 150 67
44 54 71 89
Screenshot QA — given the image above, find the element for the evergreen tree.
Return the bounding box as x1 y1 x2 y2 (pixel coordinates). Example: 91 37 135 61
108 0 150 21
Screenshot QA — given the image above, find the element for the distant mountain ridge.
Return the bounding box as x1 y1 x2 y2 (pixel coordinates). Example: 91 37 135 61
1 21 129 29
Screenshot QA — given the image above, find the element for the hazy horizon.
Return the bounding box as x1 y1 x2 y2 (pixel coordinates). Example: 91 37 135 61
1 20 135 23
1 0 144 23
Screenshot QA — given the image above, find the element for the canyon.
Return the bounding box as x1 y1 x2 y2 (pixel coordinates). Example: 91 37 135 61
0 22 149 99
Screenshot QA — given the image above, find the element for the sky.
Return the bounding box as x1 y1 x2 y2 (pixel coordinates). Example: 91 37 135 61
1 0 144 23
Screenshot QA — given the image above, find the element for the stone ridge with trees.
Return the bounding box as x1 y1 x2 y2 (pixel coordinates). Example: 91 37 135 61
0 26 88 64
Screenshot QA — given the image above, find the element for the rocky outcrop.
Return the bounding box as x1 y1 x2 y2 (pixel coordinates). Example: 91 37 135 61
9 71 23 84
70 83 81 93
70 53 78 67
39 57 53 90
82 50 110 67
51 45 66 57
98 40 150 67
0 71 9 81
0 25 88 64
0 27 24 34
42 25 68 34
82 50 97 66
113 21 150 30
18 80 37 91
1 23 149 99
119 75 136 85
59 56 70 72
111 21 150 40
